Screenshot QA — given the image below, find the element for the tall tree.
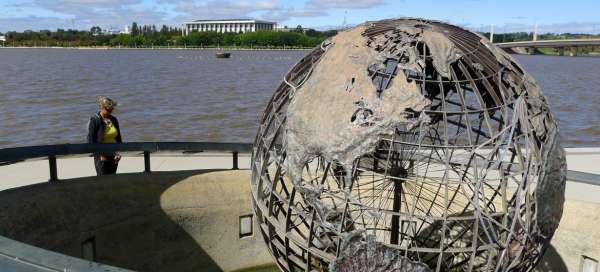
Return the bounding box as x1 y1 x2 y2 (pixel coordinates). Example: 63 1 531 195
292 25 303 33
160 25 169 35
90 26 102 36
131 22 139 36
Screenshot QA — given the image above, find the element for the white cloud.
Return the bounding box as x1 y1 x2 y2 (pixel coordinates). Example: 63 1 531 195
0 0 393 31
539 22 600 34
0 0 174 31
3 0 599 34
306 0 385 9
174 1 272 19
59 0 132 3
0 16 71 31
465 22 600 34
169 0 333 25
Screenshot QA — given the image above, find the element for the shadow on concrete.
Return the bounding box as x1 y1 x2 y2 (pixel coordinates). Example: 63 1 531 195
0 170 570 272
388 214 568 271
0 170 230 272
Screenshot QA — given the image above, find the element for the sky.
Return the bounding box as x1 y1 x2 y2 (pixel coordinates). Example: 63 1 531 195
1 0 599 33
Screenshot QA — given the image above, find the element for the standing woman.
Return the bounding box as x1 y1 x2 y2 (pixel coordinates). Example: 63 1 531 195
87 96 122 175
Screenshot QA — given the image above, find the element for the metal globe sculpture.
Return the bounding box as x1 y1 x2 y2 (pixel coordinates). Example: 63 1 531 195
250 18 566 272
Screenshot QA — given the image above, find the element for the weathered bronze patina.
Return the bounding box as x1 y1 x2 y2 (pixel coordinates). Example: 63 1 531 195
251 18 566 272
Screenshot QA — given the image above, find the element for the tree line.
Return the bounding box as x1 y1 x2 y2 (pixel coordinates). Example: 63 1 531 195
3 28 112 47
3 23 598 51
109 23 336 48
109 23 183 47
481 31 600 43
481 31 600 55
2 22 337 48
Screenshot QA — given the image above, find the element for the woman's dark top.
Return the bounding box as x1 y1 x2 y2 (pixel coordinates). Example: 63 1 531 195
87 112 122 144
87 113 122 175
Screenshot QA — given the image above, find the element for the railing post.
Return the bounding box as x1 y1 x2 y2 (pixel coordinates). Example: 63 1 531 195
48 155 58 182
232 151 239 170
144 151 151 173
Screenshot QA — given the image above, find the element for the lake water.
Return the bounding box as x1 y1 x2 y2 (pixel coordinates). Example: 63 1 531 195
0 49 599 148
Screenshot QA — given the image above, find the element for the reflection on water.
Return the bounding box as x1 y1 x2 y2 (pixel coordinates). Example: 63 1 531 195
0 49 599 148
0 49 306 147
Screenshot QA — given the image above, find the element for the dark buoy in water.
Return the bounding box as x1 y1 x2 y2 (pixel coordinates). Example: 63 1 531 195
216 52 231 58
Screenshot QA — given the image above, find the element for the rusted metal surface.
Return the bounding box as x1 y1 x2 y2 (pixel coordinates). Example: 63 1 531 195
330 231 432 272
251 18 565 272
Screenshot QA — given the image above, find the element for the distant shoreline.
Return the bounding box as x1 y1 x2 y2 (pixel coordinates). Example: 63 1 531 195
0 46 313 51
2 46 599 56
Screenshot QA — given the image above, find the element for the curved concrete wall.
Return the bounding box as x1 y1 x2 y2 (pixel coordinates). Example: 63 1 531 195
0 170 272 272
1 167 599 271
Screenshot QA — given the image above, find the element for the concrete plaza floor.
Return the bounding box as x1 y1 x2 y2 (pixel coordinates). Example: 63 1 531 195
1 148 599 271
0 152 251 191
2 148 599 203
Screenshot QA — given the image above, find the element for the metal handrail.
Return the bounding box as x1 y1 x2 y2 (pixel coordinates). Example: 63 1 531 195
0 142 253 181
1 142 600 186
566 170 600 186
0 142 252 162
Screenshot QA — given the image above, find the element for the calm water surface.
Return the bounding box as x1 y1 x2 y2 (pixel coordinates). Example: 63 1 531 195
0 49 599 148
512 55 600 147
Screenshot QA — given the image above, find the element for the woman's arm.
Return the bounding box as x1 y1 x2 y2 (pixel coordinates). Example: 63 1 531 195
87 116 99 144
112 116 123 162
113 117 123 143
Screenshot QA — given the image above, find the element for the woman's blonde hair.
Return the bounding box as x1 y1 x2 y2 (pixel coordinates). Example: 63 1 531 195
97 96 118 110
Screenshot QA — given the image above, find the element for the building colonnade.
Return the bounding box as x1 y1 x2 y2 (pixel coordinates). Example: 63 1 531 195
184 20 275 35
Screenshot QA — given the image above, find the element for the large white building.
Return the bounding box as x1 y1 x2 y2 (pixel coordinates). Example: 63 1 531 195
183 19 276 35
120 26 131 35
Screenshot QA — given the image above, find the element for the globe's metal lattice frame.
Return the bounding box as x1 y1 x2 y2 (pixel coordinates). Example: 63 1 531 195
251 18 565 272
